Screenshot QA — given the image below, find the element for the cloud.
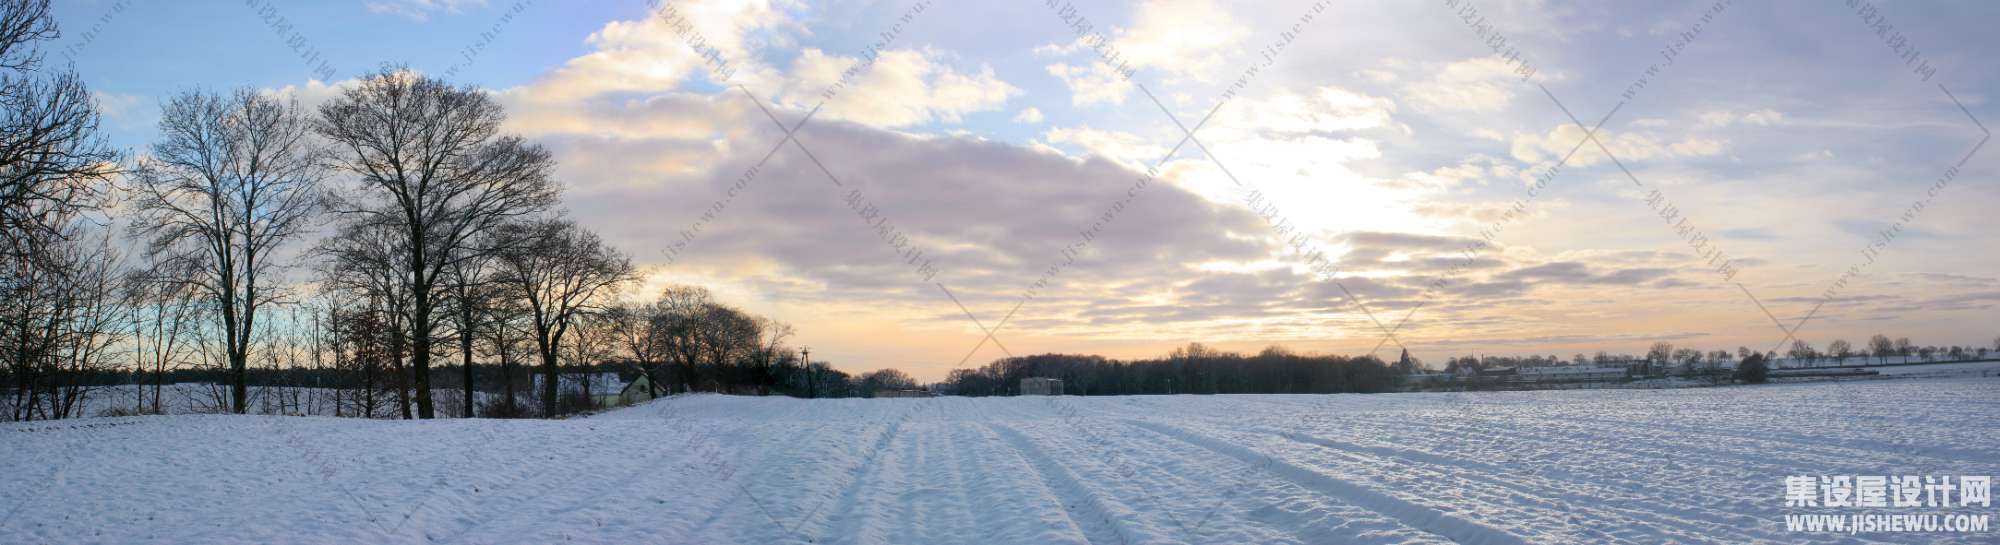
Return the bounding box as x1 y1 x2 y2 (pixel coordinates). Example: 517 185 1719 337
780 49 1020 128
1742 108 1783 126
365 0 486 22
1509 125 1727 166
1412 199 1567 225
1403 57 1522 113
1042 126 1165 164
1495 261 1675 287
91 91 151 129
1012 107 1044 124
538 98 1274 322
1223 86 1397 135
511 1 792 103
1039 0 1247 81
1046 62 1133 106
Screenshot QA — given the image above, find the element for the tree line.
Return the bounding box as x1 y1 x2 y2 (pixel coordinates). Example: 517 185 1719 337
1435 334 2000 376
939 343 1404 396
0 0 893 421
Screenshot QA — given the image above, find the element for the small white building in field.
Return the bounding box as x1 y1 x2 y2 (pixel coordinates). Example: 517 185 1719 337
618 373 663 406
1020 377 1063 396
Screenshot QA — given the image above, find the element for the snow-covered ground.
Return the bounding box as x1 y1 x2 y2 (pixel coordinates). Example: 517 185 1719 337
3 377 1995 544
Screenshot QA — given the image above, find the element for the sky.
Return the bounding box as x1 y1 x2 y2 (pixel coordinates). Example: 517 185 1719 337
53 0 2000 381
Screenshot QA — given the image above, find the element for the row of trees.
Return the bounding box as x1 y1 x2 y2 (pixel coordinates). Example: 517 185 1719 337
1 0 896 420
1783 335 1998 366
1436 334 2000 376
939 343 1403 396
2 0 122 421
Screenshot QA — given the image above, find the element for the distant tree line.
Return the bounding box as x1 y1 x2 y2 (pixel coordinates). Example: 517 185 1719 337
940 343 1403 396
599 284 915 400
1434 334 1999 377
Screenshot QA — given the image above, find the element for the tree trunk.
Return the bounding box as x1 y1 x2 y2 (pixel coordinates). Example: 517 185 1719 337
412 297 436 419
539 347 559 418
391 324 411 420
460 311 475 418
501 351 516 418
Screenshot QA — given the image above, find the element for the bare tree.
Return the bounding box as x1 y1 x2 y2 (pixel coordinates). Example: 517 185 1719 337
125 266 200 415
490 219 632 417
698 304 759 393
1868 334 1894 365
753 317 794 395
1786 340 1815 367
3 226 126 420
316 68 558 418
0 0 119 263
441 244 499 417
606 298 668 397
654 285 714 393
1826 339 1852 365
129 89 325 414
478 293 529 418
318 218 416 418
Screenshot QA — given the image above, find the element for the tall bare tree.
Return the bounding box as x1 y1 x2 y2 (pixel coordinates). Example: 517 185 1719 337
125 266 200 415
317 217 418 417
752 317 793 395
316 68 558 418
441 244 498 417
655 285 714 393
605 298 668 397
0 0 118 263
490 219 632 417
130 89 326 414
3 226 125 420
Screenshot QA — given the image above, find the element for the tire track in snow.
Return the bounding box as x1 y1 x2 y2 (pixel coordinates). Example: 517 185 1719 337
770 399 928 543
1120 419 1533 545
1253 426 1780 544
890 401 978 545
668 405 848 541
1060 414 1457 545
439 396 805 543
984 422 1155 545
943 402 1091 544
816 417 914 544
1299 405 1995 544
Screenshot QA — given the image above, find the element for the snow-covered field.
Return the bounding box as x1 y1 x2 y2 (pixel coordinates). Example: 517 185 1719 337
4 377 1995 544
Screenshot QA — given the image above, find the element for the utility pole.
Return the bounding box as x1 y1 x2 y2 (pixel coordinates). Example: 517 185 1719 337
801 347 813 398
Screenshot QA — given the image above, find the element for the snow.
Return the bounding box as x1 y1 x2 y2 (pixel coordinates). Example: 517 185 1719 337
4 377 1997 544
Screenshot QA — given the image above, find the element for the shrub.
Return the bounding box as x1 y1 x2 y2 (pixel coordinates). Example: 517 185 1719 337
1736 353 1770 384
